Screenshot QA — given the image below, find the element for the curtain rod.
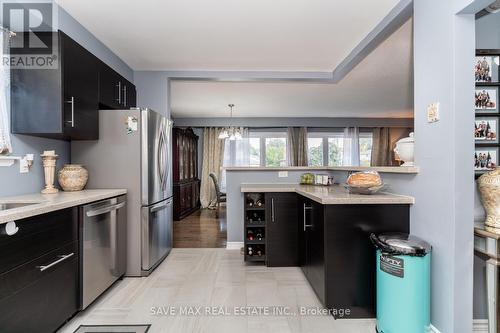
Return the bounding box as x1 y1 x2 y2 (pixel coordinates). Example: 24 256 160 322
0 25 16 37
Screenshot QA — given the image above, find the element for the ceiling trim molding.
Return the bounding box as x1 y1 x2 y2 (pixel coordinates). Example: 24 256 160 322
331 0 413 82
457 0 496 14
160 0 412 84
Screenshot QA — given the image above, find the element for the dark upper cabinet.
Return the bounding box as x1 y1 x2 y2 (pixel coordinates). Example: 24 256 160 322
11 31 99 140
265 192 299 267
99 62 137 109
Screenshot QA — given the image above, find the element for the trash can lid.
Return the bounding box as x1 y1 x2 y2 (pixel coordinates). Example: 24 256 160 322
378 232 432 256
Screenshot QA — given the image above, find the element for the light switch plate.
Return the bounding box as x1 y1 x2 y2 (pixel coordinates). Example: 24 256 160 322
427 102 440 123
278 171 288 178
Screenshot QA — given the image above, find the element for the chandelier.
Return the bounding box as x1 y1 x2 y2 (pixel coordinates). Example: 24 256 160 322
218 104 243 140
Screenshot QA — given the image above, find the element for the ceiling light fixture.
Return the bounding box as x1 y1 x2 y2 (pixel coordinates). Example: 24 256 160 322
218 104 243 140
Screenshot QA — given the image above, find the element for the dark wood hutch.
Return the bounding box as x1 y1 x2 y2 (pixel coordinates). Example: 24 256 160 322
172 127 201 220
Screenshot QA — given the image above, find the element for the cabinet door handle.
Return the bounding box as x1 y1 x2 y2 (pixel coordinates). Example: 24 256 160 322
37 252 74 272
123 85 127 107
116 81 122 104
271 198 275 222
65 97 75 128
303 203 312 231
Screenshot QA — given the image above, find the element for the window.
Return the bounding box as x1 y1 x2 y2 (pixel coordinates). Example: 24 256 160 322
307 130 372 167
328 136 344 166
223 130 288 168
265 137 287 167
359 132 373 167
307 137 323 166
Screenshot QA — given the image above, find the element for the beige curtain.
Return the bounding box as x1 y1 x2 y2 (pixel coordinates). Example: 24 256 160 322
287 127 308 166
200 128 225 208
371 128 392 166
371 127 413 166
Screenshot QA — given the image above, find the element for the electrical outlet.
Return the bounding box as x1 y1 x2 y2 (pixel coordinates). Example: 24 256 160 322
278 171 288 178
19 157 29 173
427 102 440 123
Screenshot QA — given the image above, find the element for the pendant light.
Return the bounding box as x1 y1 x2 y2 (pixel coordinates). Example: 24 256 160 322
218 104 242 140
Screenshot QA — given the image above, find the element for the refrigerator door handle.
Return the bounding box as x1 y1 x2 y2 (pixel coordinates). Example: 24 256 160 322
151 198 172 213
157 127 165 189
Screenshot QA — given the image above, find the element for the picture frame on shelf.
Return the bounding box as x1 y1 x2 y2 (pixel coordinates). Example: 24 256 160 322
475 117 499 143
475 87 498 113
475 147 499 174
475 55 499 83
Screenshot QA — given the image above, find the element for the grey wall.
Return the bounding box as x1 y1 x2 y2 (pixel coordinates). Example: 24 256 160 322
0 4 133 197
133 72 170 117
476 11 500 49
412 1 475 332
173 117 414 128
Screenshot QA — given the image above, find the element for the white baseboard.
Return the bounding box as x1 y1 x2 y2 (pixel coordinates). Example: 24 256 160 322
226 242 244 250
428 320 487 333
473 319 489 333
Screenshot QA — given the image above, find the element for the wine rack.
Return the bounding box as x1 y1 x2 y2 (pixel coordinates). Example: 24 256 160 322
244 192 266 262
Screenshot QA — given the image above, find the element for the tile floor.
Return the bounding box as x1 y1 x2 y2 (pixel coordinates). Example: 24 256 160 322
58 249 375 333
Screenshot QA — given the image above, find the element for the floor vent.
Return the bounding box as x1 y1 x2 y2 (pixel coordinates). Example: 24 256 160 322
73 325 151 333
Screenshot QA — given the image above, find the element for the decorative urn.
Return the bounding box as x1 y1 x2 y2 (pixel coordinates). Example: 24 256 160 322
394 132 415 167
58 164 89 192
478 167 500 233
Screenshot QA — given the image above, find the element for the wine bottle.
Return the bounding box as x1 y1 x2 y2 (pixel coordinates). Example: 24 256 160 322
247 230 254 241
256 229 263 241
248 246 254 256
256 199 262 207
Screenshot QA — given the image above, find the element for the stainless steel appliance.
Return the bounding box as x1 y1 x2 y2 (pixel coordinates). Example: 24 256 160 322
72 108 173 276
80 195 127 309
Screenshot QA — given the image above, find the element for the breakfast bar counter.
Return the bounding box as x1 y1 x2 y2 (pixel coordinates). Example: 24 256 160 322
240 183 415 205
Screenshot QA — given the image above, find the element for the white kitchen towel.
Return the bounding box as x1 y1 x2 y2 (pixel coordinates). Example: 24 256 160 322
0 29 12 154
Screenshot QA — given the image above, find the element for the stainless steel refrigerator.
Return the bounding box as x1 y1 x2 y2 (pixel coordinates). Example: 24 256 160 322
72 108 173 276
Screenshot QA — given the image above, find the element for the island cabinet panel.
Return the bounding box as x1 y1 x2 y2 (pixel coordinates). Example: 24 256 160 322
323 204 410 318
299 197 325 304
265 193 299 267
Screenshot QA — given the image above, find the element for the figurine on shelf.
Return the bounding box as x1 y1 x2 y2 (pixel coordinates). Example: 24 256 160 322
40 150 59 194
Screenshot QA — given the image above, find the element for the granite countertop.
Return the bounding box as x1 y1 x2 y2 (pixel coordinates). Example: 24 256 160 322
225 166 420 174
0 189 127 224
240 184 415 205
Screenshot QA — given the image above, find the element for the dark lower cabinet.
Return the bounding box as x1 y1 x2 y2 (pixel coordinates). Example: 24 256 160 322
297 200 410 319
299 197 325 304
323 204 409 318
0 208 79 333
265 193 299 267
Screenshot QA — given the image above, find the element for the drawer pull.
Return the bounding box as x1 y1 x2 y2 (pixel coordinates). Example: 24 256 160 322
1 221 19 236
37 253 74 272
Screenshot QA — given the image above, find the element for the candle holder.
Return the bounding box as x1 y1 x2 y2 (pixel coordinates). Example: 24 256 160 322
41 152 59 194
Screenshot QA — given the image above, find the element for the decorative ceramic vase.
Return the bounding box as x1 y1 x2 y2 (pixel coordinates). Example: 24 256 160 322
58 164 88 192
478 167 500 233
41 151 59 194
394 132 415 167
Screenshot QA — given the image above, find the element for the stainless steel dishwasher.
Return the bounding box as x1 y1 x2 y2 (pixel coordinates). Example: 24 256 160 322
80 195 127 309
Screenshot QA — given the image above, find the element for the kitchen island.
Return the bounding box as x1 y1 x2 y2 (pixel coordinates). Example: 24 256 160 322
241 183 413 319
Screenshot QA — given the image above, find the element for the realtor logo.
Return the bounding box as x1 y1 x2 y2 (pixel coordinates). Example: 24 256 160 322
1 0 58 68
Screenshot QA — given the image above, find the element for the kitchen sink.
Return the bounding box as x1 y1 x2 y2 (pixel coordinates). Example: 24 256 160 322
0 202 39 211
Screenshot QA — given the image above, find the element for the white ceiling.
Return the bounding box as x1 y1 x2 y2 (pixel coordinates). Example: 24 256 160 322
171 19 413 118
55 0 399 71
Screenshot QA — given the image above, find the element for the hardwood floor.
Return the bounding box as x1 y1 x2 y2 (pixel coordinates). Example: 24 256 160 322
173 206 227 248
58 249 375 333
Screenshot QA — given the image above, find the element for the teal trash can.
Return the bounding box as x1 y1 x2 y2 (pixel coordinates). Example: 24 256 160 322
370 232 431 333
